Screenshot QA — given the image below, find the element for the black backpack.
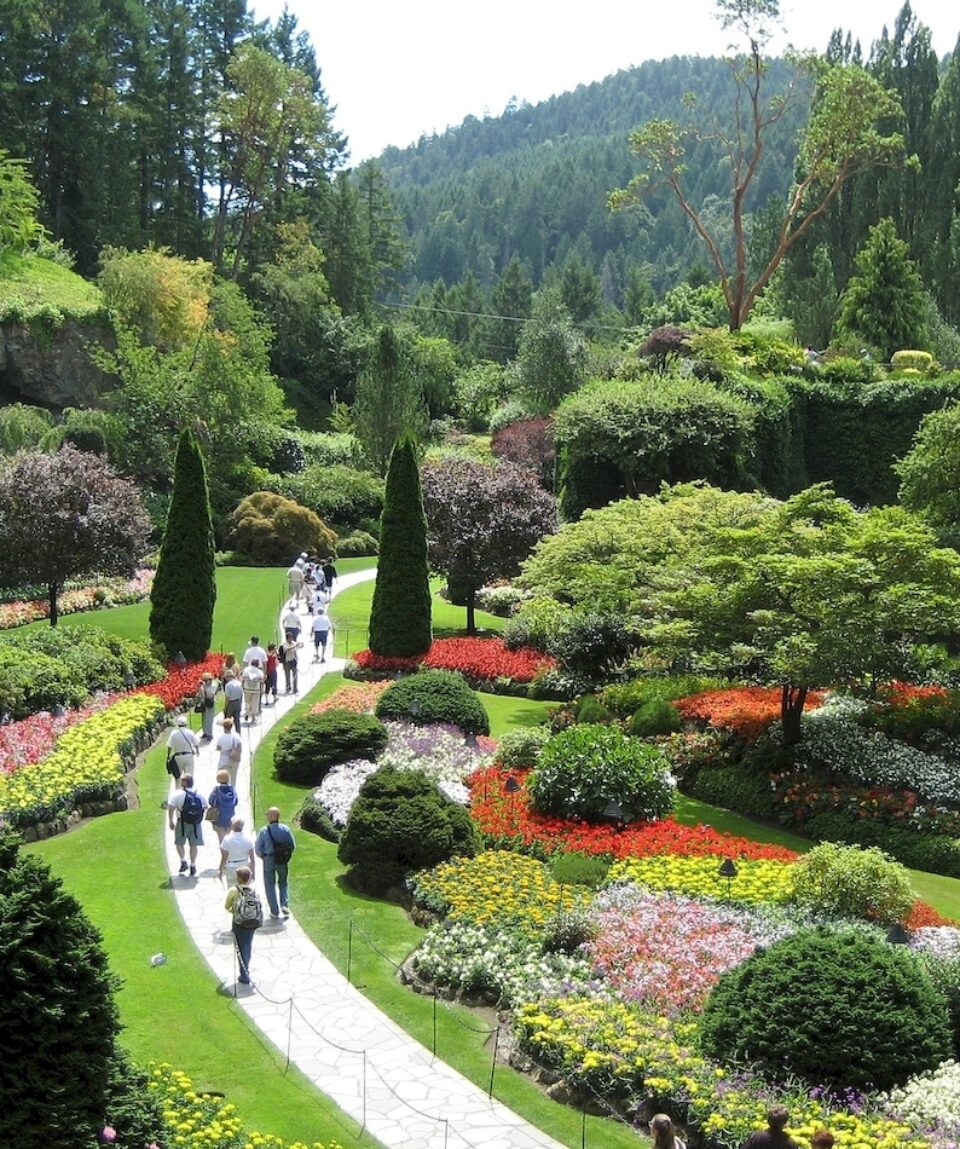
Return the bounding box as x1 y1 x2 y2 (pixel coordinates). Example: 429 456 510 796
232 885 263 930
268 824 294 865
180 789 204 825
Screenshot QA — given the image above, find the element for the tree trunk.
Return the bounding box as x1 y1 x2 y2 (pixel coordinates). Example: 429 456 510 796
466 587 477 637
780 684 808 747
48 582 61 627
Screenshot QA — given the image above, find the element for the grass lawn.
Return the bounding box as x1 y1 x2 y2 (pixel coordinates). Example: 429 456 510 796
254 672 644 1149
29 739 367 1149
329 576 504 659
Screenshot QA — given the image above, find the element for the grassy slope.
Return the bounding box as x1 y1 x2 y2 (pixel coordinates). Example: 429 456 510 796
0 251 104 318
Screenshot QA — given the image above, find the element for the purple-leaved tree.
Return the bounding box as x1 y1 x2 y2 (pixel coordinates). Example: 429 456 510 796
421 457 558 636
0 446 150 625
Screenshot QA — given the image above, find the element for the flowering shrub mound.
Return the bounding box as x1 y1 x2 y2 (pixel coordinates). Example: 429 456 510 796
608 854 793 905
790 841 915 926
376 669 490 735
700 926 951 1091
586 885 794 1014
351 637 553 684
676 686 826 741
529 723 675 822
468 766 799 862
413 850 588 936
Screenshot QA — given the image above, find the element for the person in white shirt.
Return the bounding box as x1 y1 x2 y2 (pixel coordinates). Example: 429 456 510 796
286 563 304 604
165 715 199 779
281 607 301 640
311 607 331 663
241 659 265 724
242 636 268 667
219 818 256 885
223 676 243 730
215 717 243 783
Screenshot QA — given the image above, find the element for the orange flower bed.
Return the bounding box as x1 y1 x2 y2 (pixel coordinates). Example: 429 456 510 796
311 680 392 715
675 686 826 741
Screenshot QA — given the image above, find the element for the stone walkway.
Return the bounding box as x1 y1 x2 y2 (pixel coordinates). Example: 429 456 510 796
163 568 566 1149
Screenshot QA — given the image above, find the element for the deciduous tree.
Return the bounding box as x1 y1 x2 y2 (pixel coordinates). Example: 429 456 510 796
0 446 150 625
421 457 558 635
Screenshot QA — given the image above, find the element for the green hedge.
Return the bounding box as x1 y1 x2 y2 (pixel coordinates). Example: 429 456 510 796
805 810 960 878
273 710 388 786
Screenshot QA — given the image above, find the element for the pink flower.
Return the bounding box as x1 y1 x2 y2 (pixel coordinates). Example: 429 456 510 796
100 1126 117 1143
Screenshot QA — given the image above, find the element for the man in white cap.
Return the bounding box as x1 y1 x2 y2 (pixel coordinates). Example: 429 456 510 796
165 715 200 779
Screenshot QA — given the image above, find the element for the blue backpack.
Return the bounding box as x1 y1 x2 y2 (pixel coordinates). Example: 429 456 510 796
180 789 204 826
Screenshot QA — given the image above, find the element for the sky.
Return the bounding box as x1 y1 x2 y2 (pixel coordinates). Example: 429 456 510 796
250 1 958 163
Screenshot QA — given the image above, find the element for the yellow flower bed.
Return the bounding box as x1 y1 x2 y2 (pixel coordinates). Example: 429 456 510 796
514 1001 928 1149
149 1063 344 1149
0 693 164 827
414 850 590 934
607 854 794 904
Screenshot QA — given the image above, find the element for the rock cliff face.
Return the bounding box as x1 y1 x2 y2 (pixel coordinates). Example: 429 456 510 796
0 321 117 410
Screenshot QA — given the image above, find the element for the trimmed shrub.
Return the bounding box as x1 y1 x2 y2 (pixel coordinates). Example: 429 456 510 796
369 435 432 657
298 794 342 843
0 648 86 720
338 766 481 891
628 699 681 737
529 724 675 822
574 695 614 724
149 428 216 661
891 350 934 373
805 810 960 879
273 709 388 786
496 725 551 769
548 610 636 677
688 763 777 819
375 670 490 736
600 674 723 717
488 399 531 435
789 841 914 926
550 851 611 890
226 490 336 566
337 530 379 557
699 926 951 1090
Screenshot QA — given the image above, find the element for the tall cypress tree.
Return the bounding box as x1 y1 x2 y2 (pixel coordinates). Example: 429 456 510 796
368 435 432 657
150 427 217 660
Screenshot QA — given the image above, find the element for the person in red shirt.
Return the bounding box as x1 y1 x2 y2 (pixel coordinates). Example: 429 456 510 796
264 642 279 705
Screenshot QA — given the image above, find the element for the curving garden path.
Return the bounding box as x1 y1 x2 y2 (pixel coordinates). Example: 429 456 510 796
163 567 565 1149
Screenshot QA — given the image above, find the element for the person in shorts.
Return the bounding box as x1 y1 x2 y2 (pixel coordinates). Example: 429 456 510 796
166 773 206 877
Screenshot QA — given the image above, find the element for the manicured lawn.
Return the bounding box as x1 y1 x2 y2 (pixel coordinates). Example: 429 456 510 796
478 690 554 738
29 739 366 1149
329 576 504 659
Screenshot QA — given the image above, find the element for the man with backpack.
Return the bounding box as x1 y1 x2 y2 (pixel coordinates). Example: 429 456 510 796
166 773 207 877
255 807 296 919
224 865 261 985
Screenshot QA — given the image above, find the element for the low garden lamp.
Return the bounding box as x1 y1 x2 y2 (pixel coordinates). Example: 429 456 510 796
52 703 67 719
717 857 738 894
886 923 911 945
409 699 422 718
124 671 136 689
464 731 478 748
174 651 187 667
602 799 624 825
504 774 522 831
504 776 521 794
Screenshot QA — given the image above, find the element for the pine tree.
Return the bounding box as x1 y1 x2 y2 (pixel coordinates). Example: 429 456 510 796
837 217 929 361
368 435 432 657
0 833 162 1148
149 427 217 660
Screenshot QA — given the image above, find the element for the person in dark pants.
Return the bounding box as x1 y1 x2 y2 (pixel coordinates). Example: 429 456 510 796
255 807 296 919
224 866 261 985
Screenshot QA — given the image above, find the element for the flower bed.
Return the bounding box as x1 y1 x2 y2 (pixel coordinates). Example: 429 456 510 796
0 695 122 775
350 636 554 687
0 569 153 629
136 653 224 709
675 687 826 742
468 766 799 862
148 1062 342 1149
0 692 165 828
607 854 794 905
311 680 392 715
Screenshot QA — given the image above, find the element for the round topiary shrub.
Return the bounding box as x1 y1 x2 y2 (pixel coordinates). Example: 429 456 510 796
497 725 551 770
337 766 481 892
226 491 337 565
528 724 675 822
700 926 951 1091
273 709 388 785
628 699 682 737
337 530 379 557
789 841 915 926
375 670 490 736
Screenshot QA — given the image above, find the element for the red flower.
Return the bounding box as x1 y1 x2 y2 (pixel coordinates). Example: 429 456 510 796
675 687 826 742
352 637 554 684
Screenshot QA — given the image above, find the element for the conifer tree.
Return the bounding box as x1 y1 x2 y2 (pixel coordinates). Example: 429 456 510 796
368 435 432 657
150 428 216 660
0 832 162 1148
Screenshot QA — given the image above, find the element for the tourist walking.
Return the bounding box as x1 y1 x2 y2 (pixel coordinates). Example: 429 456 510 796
215 717 243 783
223 674 243 731
255 807 296 919
280 637 299 694
281 604 301 641
207 769 239 843
242 636 267 668
264 643 279 705
165 715 199 780
219 818 256 884
650 1114 686 1149
241 659 264 724
311 605 331 662
166 773 206 877
322 557 337 598
224 865 261 985
196 671 220 741
221 651 240 681
742 1108 799 1149
286 561 305 604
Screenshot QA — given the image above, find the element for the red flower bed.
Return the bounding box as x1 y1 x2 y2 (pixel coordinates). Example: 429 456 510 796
136 653 224 709
881 681 950 705
675 687 826 741
0 696 122 776
467 766 799 863
906 900 953 929
352 637 554 683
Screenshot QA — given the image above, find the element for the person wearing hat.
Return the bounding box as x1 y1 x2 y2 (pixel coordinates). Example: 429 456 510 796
165 715 200 779
196 670 221 742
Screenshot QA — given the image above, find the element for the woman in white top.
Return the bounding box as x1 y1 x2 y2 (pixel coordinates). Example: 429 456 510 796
241 659 264 724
